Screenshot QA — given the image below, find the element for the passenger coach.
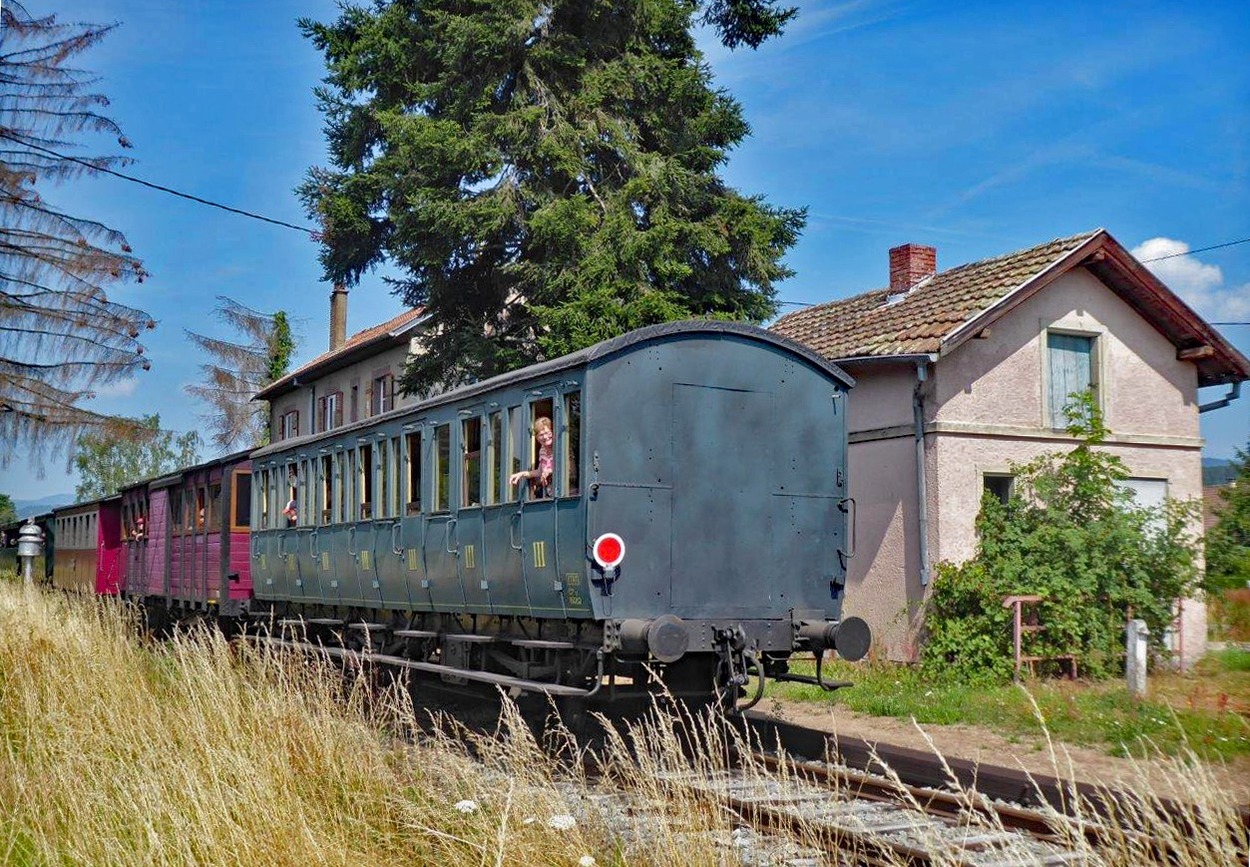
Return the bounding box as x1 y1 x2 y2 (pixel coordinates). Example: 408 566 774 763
249 321 868 702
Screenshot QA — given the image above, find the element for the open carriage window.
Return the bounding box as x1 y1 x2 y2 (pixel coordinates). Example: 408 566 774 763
208 482 222 532
530 398 554 499
358 443 373 520
487 411 502 505
405 431 422 516
378 439 391 518
433 424 451 512
195 487 207 532
462 416 482 508
319 456 333 525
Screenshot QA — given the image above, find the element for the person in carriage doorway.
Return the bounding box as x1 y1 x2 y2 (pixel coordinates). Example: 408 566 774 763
509 416 554 499
283 468 299 526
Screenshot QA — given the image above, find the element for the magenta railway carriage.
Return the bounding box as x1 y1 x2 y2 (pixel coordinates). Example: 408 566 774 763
118 451 254 619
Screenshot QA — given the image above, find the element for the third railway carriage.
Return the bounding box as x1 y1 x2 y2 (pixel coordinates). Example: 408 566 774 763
248 321 870 702
51 498 122 595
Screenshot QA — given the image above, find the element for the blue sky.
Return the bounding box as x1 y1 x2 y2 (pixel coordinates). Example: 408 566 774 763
3 0 1249 501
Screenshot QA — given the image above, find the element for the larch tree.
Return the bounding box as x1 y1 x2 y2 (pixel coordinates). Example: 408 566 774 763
184 297 296 452
299 0 804 394
0 1 157 469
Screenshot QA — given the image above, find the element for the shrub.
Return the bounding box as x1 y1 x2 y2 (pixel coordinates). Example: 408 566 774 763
922 393 1201 682
1208 588 1250 642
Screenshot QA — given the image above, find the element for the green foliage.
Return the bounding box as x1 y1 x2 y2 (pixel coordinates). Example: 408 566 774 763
777 656 1250 761
73 414 201 501
1205 440 1250 592
922 393 1201 682
1209 588 1250 642
299 0 805 394
0 494 15 525
267 311 295 385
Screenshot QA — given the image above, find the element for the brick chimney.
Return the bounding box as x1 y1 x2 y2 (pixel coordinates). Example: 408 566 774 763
329 283 348 351
889 244 937 294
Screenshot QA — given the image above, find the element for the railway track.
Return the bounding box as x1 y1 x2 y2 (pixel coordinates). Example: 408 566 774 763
258 636 1249 866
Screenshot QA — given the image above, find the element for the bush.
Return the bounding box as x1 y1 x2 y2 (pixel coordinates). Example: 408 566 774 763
922 394 1201 682
1208 588 1250 642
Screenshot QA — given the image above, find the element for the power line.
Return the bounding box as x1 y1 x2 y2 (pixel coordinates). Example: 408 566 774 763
6 129 1250 280
1140 237 1250 262
0 131 317 236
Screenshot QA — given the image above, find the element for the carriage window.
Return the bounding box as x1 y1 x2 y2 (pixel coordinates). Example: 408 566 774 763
232 474 251 529
405 431 423 515
378 439 390 518
507 406 523 485
462 417 482 507
299 460 312 525
564 392 581 496
319 456 333 525
334 452 347 524
434 424 450 512
284 466 299 526
261 470 273 529
170 490 184 535
487 411 502 505
195 487 207 531
389 436 402 517
530 398 555 498
359 443 373 519
208 482 222 532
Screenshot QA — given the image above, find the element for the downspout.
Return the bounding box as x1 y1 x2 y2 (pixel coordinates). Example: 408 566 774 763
1198 381 1240 413
913 360 931 586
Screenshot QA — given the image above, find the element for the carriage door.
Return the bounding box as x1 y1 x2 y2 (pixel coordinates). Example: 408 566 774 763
516 396 562 615
422 422 465 607
351 437 386 610
456 410 490 613
670 384 775 612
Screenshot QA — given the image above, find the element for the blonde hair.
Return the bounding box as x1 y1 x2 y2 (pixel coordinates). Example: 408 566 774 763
532 417 552 435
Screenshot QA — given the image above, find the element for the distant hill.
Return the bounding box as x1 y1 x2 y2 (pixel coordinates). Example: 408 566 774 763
1203 458 1239 486
12 494 74 520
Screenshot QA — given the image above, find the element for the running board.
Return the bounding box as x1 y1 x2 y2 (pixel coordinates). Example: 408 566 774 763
256 637 596 698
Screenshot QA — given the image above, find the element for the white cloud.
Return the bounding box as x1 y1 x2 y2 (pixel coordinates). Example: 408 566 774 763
91 377 139 399
1130 237 1250 322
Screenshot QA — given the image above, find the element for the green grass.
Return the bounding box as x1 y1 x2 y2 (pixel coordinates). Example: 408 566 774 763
775 655 1250 761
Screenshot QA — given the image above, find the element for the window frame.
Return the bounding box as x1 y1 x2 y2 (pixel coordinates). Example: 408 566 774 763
1043 327 1101 431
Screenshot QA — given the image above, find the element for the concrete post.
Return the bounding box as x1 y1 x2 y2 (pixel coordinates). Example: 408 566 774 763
1126 619 1149 698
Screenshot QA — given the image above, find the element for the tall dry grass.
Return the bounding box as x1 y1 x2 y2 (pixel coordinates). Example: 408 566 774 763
1 581 1246 866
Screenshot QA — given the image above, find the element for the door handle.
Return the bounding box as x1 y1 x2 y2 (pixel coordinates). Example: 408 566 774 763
391 522 402 555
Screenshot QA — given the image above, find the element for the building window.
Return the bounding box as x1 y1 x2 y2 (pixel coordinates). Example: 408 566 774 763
983 473 1014 506
371 373 394 415
318 391 343 432
1047 332 1096 429
279 410 299 440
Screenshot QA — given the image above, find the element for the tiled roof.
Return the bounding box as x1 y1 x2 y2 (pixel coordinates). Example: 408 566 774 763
771 231 1101 359
257 307 424 398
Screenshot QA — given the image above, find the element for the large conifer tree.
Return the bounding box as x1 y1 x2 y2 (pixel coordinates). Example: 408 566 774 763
299 0 803 393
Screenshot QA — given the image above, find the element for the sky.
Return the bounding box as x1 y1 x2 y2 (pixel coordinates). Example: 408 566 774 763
3 0 1249 502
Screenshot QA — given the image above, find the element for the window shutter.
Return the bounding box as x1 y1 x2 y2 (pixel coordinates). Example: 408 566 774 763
1047 333 1093 428
317 397 326 433
334 391 344 428
292 410 299 437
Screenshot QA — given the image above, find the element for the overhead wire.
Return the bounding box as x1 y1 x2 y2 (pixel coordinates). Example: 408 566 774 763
0 131 317 235
4 131 1249 315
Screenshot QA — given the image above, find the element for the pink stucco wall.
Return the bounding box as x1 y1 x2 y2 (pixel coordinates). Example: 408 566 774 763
842 266 1207 666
